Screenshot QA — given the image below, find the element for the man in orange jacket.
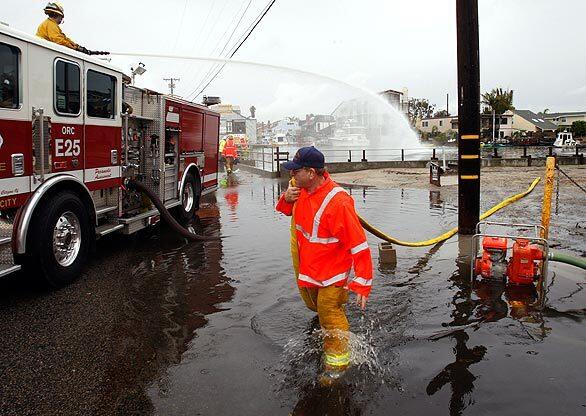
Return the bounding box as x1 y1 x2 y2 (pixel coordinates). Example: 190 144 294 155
36 2 90 54
222 136 238 174
276 146 373 381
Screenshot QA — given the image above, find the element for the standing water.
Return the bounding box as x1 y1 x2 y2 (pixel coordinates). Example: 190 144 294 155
0 171 584 415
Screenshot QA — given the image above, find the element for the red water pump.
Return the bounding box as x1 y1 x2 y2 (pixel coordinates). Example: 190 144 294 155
474 236 544 285
475 237 508 281
507 238 544 285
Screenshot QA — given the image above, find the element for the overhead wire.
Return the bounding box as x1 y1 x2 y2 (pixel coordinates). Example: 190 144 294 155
186 0 261 101
172 0 189 52
186 0 253 100
181 0 231 96
190 0 278 100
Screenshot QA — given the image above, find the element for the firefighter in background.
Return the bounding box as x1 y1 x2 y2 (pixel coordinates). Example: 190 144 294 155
36 2 90 54
276 146 373 382
222 135 238 174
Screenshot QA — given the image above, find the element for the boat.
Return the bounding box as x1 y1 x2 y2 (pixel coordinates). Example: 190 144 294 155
553 131 578 155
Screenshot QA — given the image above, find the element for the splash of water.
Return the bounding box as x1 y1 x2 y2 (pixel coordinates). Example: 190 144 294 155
278 326 399 394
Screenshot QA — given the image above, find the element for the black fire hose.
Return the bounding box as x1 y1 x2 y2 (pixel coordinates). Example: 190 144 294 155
127 179 220 241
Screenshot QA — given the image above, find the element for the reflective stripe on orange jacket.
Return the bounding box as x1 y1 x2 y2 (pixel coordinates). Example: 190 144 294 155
36 18 78 50
222 138 237 158
276 172 373 296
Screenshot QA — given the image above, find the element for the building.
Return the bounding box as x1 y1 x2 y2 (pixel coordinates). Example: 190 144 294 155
379 88 409 114
417 109 556 141
272 117 301 136
209 103 257 143
416 115 458 134
330 88 408 144
301 114 335 135
540 111 586 130
509 110 557 136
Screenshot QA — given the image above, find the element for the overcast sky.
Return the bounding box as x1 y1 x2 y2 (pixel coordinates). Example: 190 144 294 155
4 0 586 121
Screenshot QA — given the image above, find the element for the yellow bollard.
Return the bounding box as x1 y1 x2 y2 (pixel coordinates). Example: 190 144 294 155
540 156 556 240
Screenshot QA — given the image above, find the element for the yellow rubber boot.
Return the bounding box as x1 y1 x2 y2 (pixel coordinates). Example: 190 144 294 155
317 285 350 383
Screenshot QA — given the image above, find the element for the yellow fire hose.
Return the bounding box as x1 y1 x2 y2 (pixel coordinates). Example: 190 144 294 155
358 177 541 247
289 177 541 275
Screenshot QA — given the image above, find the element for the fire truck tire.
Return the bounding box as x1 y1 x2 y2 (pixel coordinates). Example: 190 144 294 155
26 191 92 287
176 173 200 222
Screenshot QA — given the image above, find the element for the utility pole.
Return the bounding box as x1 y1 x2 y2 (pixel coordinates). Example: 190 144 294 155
163 77 180 95
456 0 480 235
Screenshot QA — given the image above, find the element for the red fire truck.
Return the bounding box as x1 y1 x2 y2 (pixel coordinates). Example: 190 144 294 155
0 24 220 286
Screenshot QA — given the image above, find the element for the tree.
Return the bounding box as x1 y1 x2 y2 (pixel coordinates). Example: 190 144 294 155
434 109 450 118
481 88 514 140
571 120 586 137
408 98 436 125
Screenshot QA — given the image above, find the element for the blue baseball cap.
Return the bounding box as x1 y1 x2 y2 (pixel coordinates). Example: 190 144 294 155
282 146 325 170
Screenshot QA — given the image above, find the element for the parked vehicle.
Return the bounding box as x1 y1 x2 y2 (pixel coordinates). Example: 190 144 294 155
0 25 220 285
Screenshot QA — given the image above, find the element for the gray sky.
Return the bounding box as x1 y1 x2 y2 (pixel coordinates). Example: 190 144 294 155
4 0 586 121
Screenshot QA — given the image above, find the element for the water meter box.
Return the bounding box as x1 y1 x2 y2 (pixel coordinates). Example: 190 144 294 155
378 242 397 265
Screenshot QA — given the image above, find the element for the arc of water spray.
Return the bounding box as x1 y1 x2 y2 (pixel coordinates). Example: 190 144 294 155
109 52 396 110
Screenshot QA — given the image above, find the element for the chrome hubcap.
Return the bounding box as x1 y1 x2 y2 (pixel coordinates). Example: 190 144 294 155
183 182 194 212
53 211 81 267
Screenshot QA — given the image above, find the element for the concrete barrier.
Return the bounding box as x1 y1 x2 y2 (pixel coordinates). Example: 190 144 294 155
318 156 584 174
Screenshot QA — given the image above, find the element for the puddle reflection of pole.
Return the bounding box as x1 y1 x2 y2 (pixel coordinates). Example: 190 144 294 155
426 235 486 415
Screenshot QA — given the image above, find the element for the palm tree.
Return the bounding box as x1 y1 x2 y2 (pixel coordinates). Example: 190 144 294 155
481 88 514 141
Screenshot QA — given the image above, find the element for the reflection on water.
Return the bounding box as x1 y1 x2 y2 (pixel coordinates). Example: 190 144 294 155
100 194 236 413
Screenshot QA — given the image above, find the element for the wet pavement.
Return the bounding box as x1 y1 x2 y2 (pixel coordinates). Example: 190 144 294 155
0 171 585 415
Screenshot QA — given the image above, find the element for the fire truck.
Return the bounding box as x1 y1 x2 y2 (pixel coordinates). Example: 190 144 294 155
0 24 220 286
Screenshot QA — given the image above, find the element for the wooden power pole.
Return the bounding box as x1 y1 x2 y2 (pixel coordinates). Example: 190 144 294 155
164 77 180 95
456 0 481 235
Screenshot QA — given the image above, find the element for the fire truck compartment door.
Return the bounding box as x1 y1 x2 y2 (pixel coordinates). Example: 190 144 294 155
180 109 204 153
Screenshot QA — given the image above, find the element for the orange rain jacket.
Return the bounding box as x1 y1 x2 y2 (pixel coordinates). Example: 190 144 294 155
222 138 238 158
36 18 78 50
276 172 373 296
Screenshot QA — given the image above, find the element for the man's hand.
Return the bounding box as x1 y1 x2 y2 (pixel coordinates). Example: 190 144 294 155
284 183 300 203
356 293 368 310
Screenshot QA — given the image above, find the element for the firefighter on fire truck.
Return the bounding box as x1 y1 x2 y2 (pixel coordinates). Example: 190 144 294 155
36 2 90 54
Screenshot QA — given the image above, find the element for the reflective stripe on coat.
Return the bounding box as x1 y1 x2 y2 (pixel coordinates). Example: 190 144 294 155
222 139 237 158
276 172 373 296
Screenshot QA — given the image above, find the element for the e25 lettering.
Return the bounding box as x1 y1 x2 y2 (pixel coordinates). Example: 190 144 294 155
55 139 81 157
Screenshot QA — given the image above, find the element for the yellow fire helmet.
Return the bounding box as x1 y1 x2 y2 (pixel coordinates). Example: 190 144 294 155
44 2 65 17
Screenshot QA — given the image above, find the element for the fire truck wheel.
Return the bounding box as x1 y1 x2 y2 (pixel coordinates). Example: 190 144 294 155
176 173 200 222
26 191 92 287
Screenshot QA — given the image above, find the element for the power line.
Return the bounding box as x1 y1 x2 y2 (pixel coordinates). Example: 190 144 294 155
191 0 277 100
186 0 253 100
172 0 189 52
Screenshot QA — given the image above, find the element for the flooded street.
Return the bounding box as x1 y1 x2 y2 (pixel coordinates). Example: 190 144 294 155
1 171 585 415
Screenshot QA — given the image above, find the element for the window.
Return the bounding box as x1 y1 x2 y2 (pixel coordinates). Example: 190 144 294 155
87 70 116 118
500 117 508 125
55 59 80 115
0 43 20 109
439 120 443 127
233 121 246 134
226 121 233 133
422 121 428 127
